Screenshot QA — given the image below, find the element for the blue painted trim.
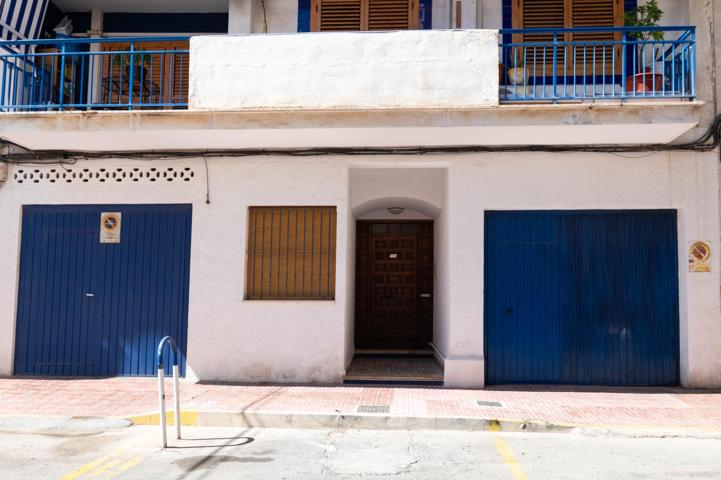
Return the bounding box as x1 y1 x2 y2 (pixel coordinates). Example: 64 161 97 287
103 13 228 33
298 0 311 32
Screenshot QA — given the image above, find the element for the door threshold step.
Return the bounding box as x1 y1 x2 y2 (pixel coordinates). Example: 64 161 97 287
343 377 444 386
344 374 443 383
354 350 435 359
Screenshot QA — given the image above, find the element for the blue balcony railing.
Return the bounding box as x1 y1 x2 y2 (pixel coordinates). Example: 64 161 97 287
0 36 189 111
499 26 695 102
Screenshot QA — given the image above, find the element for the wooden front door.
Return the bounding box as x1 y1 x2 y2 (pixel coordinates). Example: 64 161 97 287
355 221 433 350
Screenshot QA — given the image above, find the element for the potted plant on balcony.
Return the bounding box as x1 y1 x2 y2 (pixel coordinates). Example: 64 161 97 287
624 0 664 93
110 52 151 81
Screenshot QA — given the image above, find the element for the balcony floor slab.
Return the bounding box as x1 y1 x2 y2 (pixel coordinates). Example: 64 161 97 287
0 102 703 152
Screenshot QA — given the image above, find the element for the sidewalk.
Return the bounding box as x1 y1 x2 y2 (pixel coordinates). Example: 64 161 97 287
1 377 720 436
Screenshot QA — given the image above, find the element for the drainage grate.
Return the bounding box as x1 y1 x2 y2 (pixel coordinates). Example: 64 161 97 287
476 400 503 408
357 405 391 413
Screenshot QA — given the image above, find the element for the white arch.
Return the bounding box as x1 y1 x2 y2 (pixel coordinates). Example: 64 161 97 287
352 196 441 219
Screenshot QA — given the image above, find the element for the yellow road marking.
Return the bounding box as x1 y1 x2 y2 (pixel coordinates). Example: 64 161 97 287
87 459 121 478
128 410 199 426
493 436 529 480
104 456 144 480
489 422 529 480
59 448 125 480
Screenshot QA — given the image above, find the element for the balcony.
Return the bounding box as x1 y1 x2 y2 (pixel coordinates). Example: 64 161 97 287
0 29 701 151
0 25 697 114
0 36 189 111
499 26 696 102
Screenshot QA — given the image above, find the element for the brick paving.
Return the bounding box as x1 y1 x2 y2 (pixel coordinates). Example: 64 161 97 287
1 377 721 430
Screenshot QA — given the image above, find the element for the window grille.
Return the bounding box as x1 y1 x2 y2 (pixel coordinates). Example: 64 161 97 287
246 206 337 300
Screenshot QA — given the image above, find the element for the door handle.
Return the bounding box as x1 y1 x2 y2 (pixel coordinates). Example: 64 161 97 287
420 293 431 298
85 293 95 298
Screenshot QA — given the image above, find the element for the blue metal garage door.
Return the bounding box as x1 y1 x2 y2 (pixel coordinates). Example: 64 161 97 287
484 210 679 385
14 204 192 376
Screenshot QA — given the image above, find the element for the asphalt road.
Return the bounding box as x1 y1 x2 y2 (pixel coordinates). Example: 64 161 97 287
0 418 720 479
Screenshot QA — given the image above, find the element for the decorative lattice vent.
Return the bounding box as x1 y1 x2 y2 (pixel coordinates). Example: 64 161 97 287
13 166 196 184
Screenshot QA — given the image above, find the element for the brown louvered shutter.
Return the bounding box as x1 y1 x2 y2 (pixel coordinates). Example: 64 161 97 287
512 0 566 74
569 0 623 75
512 0 623 75
246 207 337 300
367 0 419 30
311 0 418 31
312 0 362 31
101 41 189 107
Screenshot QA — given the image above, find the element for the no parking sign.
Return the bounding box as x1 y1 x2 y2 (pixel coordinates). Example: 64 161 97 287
100 212 122 244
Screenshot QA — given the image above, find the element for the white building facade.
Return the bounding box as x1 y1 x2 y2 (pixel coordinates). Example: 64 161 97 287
0 0 719 388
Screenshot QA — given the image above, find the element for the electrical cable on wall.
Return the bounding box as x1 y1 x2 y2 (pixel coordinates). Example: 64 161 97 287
1 113 720 164
261 0 268 33
203 156 211 204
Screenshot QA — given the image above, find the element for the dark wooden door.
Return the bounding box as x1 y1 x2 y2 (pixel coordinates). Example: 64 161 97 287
355 221 433 350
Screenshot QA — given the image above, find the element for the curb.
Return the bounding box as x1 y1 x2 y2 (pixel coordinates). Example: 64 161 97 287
125 410 721 438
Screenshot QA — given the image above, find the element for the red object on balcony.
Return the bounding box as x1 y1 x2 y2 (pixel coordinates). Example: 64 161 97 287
625 71 664 94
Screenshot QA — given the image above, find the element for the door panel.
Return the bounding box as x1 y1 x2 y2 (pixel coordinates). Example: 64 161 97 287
355 221 433 350
484 210 679 385
14 204 192 376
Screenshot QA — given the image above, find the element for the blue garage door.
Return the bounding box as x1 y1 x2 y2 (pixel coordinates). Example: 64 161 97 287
484 210 679 385
14 204 192 376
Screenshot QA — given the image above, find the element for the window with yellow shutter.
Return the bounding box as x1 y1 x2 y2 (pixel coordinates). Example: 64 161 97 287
246 207 337 300
311 0 419 31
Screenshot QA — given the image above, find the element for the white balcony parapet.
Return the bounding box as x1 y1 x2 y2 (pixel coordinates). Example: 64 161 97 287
189 30 500 111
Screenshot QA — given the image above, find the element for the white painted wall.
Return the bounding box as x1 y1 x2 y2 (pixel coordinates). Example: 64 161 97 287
0 149 719 387
251 0 297 33
443 150 721 388
0 157 349 384
189 30 499 111
228 0 253 34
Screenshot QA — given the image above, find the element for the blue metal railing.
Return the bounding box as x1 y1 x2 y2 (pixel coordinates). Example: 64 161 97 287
0 36 190 112
499 26 696 102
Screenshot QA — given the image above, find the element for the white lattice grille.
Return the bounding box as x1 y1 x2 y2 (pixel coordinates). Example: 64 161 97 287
12 166 196 184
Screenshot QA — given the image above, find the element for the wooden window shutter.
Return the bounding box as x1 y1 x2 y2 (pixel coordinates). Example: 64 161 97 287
311 0 362 31
311 0 418 31
367 0 419 30
569 0 624 75
512 0 566 74
246 207 337 300
512 0 623 75
101 41 189 107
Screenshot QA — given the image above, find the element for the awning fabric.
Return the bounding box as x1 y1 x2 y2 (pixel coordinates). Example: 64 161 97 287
1 0 49 40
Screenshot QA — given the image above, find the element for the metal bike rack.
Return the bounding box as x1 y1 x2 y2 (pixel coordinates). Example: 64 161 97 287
156 336 181 448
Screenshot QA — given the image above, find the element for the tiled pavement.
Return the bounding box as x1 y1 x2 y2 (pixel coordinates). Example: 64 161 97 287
1 377 721 431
